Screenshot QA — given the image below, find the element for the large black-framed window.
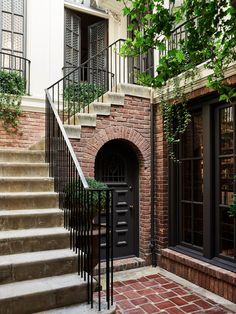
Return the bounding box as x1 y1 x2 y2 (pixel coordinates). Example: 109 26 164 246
170 97 236 271
0 0 26 57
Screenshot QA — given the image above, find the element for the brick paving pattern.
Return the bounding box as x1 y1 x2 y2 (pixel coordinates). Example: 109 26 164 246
112 274 233 314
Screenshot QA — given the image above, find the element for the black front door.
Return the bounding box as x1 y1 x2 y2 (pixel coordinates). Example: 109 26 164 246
95 140 139 258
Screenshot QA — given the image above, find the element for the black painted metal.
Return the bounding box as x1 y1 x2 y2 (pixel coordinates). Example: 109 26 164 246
45 89 114 310
0 51 31 95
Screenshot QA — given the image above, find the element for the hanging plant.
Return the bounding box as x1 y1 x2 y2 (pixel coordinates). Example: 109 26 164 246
118 0 236 160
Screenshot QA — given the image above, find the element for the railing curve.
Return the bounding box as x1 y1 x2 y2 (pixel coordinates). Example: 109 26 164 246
0 51 31 95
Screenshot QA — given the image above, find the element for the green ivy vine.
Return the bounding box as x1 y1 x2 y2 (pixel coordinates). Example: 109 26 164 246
0 70 25 132
118 0 236 160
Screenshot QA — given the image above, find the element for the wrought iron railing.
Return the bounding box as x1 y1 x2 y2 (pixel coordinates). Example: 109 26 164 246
0 51 31 95
49 39 154 125
45 89 114 310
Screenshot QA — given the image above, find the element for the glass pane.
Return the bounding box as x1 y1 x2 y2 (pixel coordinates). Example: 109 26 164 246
13 33 23 51
182 161 191 200
2 0 12 12
220 106 233 155
220 207 234 258
182 203 192 244
193 204 203 247
2 12 12 31
220 157 234 205
14 15 23 33
182 110 203 158
193 160 203 202
13 0 24 15
2 31 12 50
193 111 203 157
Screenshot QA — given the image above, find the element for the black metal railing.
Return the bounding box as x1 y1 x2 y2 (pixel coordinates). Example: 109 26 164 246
0 51 31 95
45 90 114 310
48 39 154 125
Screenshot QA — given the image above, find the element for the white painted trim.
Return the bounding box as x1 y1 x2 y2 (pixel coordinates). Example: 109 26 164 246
21 96 45 113
153 61 236 104
64 1 109 19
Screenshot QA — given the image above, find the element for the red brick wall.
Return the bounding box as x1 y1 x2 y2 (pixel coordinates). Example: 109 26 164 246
0 111 45 149
71 95 152 262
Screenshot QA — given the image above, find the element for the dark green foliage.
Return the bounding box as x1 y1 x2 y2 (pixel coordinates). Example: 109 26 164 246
0 70 25 132
228 176 236 218
0 70 26 95
118 0 236 160
64 82 104 113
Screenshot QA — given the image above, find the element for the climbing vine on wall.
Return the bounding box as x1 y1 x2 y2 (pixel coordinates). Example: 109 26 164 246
118 0 236 160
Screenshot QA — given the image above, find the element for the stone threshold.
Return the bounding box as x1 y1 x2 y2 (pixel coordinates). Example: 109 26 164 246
94 256 145 275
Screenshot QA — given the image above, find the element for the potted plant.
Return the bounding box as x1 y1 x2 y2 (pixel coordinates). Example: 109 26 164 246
228 176 236 218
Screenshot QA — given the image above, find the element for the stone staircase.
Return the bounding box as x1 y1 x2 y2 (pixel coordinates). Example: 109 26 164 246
64 83 151 139
0 149 103 314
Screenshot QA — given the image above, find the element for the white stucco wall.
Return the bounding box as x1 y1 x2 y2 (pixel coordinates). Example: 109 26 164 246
26 0 64 99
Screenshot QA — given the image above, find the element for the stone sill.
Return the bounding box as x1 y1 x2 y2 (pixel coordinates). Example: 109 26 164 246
153 61 236 104
161 248 236 286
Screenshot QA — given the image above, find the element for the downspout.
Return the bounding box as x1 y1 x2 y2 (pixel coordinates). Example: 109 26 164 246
150 91 157 267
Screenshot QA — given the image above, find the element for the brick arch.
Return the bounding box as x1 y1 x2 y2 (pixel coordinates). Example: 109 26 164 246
84 126 150 174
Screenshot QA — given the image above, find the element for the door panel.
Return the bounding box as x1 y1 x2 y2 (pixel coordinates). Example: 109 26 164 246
95 141 139 259
88 20 108 87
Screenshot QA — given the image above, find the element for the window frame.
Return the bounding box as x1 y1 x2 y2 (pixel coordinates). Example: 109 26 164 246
0 0 26 57
169 94 236 272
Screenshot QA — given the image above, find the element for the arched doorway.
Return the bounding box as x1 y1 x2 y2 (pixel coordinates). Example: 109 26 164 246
95 140 139 259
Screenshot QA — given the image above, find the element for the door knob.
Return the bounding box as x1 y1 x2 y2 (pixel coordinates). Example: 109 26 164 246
129 205 134 209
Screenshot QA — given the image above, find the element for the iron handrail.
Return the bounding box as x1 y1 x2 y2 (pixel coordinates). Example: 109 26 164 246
0 51 31 95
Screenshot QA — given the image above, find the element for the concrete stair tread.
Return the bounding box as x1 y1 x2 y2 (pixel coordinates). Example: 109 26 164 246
0 149 44 153
0 192 57 197
0 273 86 300
0 208 62 216
0 227 68 240
36 300 116 313
0 177 53 181
0 249 76 266
0 162 48 166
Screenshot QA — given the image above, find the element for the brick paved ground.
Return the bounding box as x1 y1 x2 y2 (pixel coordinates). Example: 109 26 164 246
112 273 234 314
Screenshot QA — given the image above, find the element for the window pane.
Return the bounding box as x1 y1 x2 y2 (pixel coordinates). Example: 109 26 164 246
2 0 12 12
182 203 192 244
220 107 233 155
220 207 234 258
13 0 24 15
13 33 23 51
2 12 12 31
14 15 24 33
193 111 203 157
193 204 203 247
2 31 12 49
182 161 191 201
220 157 234 205
193 160 203 202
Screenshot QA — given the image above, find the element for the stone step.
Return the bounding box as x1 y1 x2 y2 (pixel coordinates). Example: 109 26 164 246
0 163 49 177
116 83 151 99
0 249 77 284
0 209 63 230
29 138 45 151
101 91 124 106
0 273 89 314
0 149 45 163
89 102 111 116
0 177 54 192
0 227 70 255
77 113 96 127
36 300 116 314
0 192 58 210
64 125 81 139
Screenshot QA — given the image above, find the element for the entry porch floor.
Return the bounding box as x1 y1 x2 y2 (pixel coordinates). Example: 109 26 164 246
102 266 236 314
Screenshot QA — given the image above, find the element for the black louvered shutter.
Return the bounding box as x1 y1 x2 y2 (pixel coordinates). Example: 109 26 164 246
88 20 108 88
64 9 80 75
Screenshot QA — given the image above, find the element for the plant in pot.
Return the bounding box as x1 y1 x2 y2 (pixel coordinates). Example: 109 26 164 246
228 176 236 218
